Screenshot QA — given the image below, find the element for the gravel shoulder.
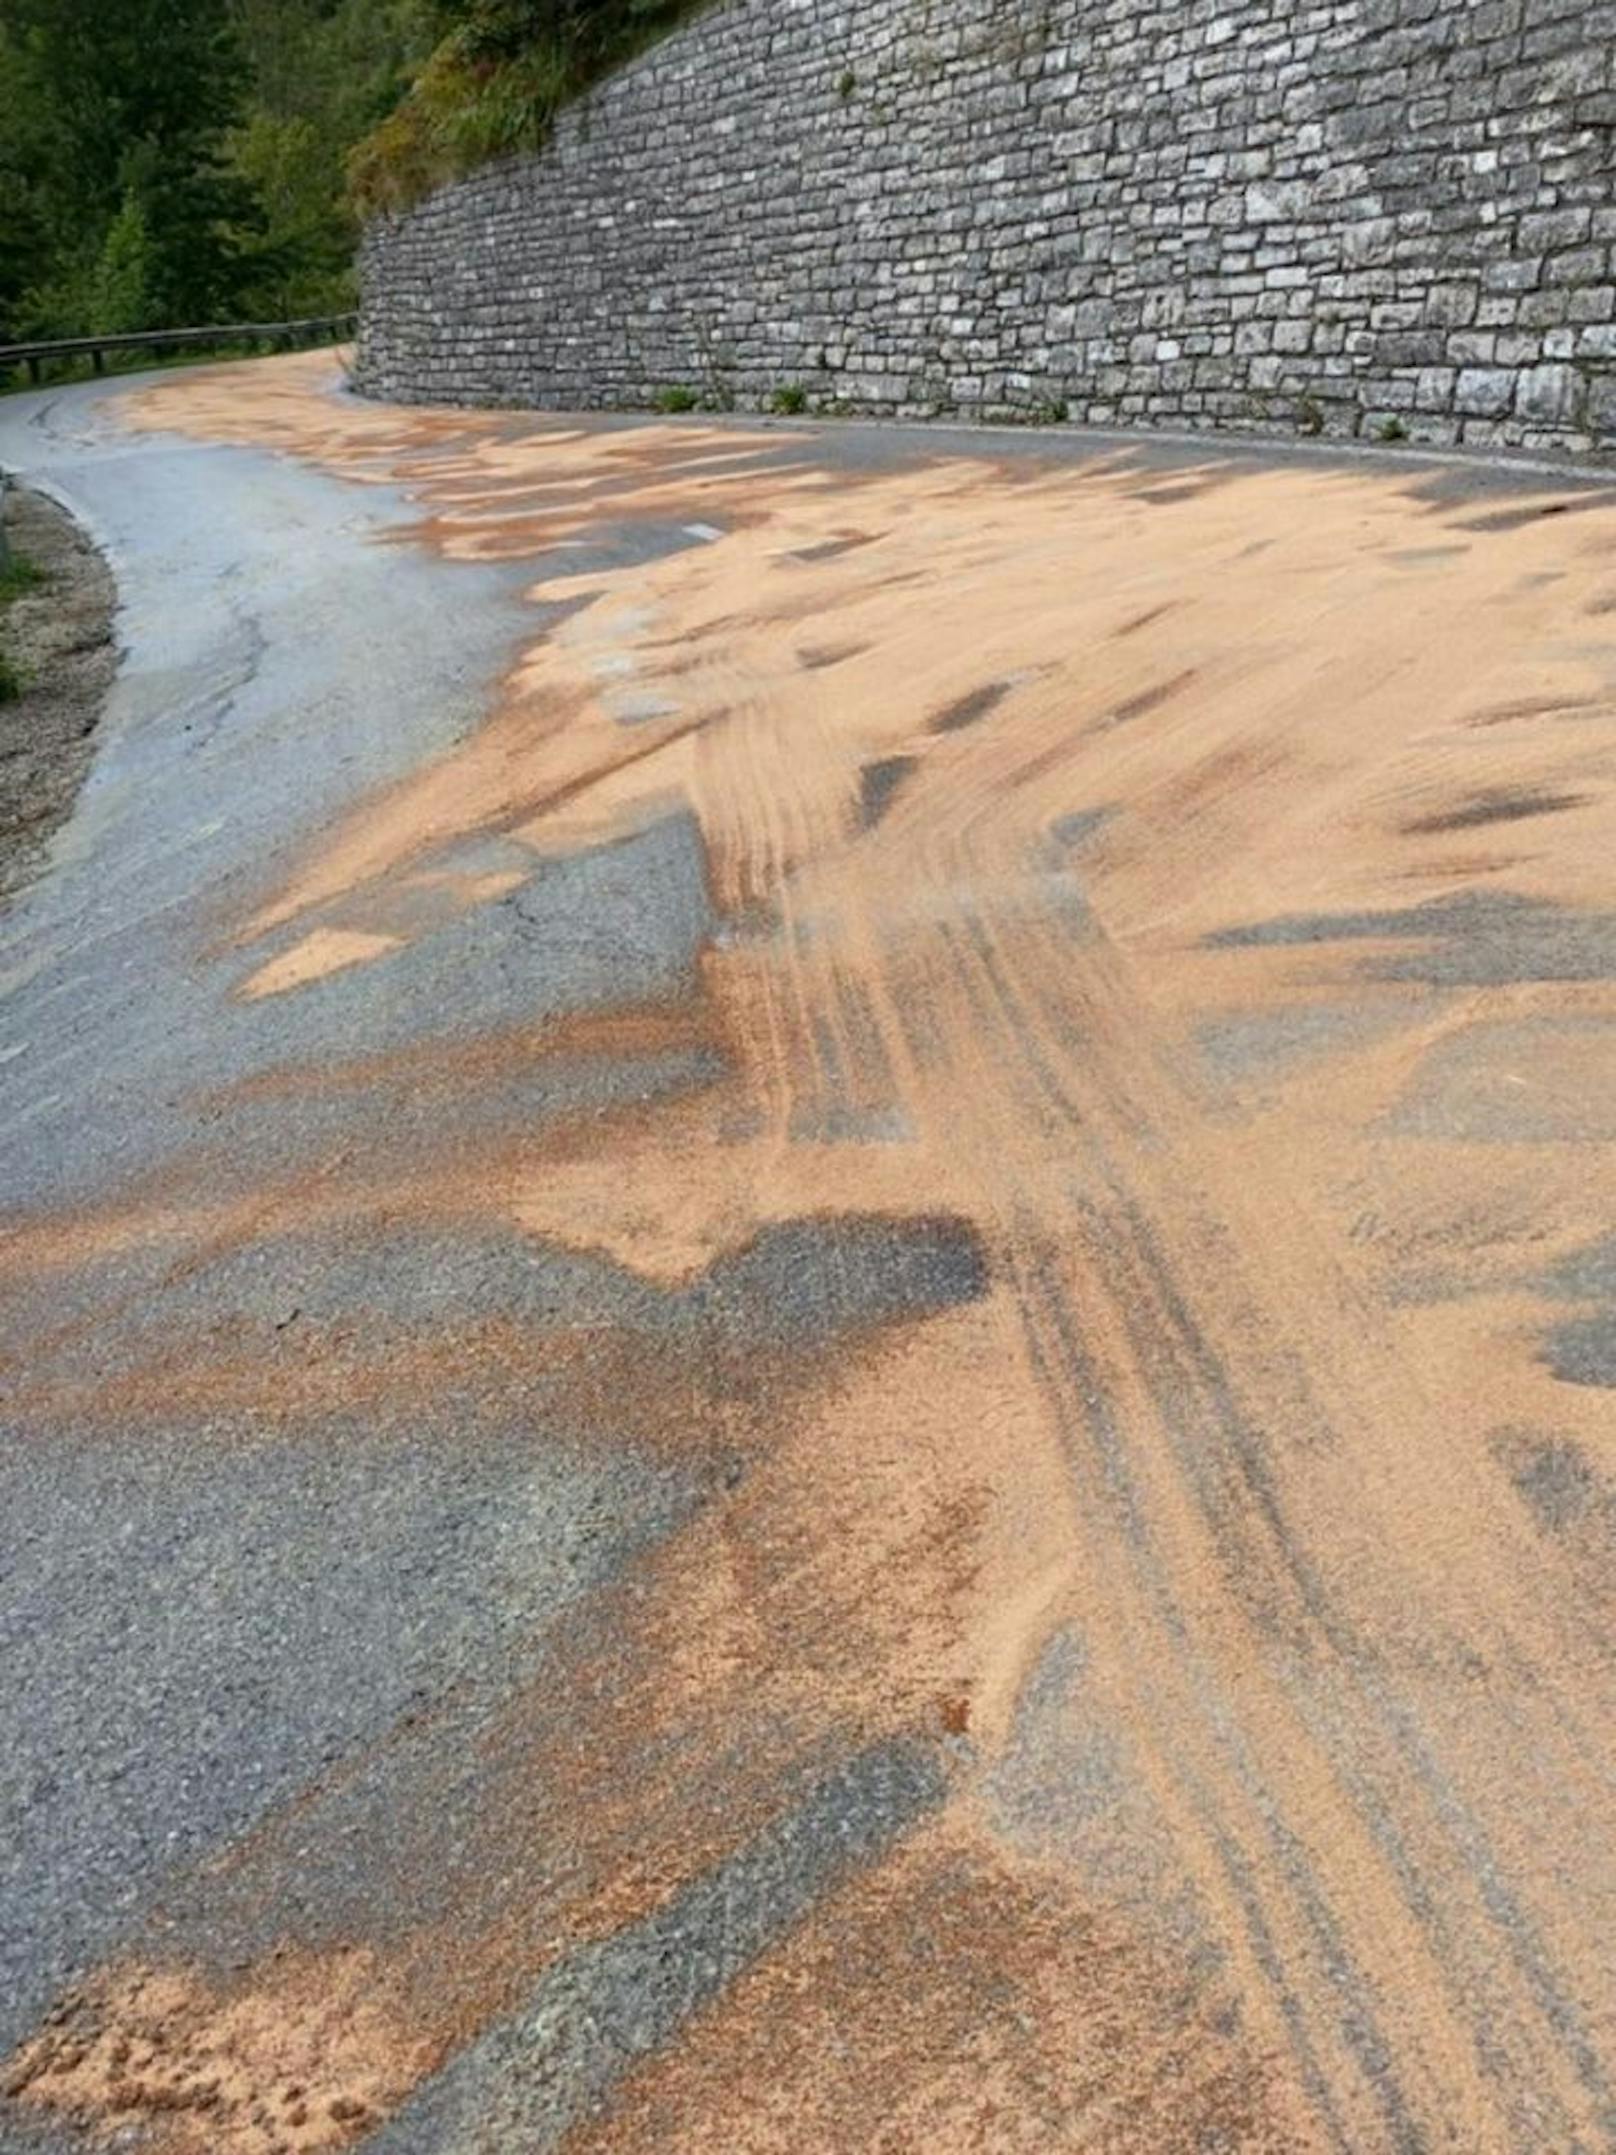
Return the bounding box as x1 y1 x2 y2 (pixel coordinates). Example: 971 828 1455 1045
0 483 117 901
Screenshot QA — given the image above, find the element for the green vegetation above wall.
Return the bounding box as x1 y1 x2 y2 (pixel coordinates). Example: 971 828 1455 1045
347 0 707 213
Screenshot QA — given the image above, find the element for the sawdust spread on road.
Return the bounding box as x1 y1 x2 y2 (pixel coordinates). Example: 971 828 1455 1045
10 352 1616 2150
4 1950 429 2152
240 928 403 1000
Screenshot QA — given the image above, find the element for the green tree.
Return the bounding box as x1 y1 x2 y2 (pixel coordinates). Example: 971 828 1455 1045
224 0 433 316
0 0 534 351
87 189 156 334
0 0 253 334
0 20 52 338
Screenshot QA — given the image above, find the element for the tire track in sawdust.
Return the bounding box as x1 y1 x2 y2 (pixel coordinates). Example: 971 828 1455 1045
929 886 1616 2150
9 354 1616 2149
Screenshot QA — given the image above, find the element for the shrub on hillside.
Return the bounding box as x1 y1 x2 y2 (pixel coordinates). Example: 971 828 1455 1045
349 0 705 212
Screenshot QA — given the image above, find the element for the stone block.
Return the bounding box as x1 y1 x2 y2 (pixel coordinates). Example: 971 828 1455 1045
1515 360 1584 423
1455 366 1517 414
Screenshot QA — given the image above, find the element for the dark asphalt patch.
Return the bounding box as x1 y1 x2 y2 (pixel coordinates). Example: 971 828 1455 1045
0 1420 700 2058
1207 890 1616 986
1465 693 1603 727
1455 492 1616 534
929 681 1011 734
691 1212 988 1345
791 532 876 564
1049 806 1110 854
1403 788 1587 835
1196 1001 1411 1091
797 639 869 672
1539 1232 1616 1389
1499 1433 1600 1534
857 754 916 830
1541 1314 1616 1389
371 1736 947 2154
1543 1231 1616 1303
1105 669 1198 730
1387 1018 1616 1144
8 1209 992 1458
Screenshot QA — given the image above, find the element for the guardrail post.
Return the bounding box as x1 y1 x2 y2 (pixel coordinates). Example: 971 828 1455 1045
0 470 11 572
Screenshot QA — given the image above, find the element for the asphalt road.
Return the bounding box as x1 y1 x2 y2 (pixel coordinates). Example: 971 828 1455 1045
3 359 1616 2153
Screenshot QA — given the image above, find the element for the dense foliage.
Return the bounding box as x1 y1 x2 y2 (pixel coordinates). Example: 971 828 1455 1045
0 0 705 343
0 0 433 341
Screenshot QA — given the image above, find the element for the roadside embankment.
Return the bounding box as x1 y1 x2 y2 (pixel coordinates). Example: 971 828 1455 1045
0 482 116 900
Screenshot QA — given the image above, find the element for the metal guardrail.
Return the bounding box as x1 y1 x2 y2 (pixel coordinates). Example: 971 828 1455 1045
0 313 357 384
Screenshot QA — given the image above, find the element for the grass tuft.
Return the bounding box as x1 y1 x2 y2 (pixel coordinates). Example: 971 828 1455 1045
0 554 42 604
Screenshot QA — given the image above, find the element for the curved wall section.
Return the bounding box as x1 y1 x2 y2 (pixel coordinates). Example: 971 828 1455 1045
357 0 1616 451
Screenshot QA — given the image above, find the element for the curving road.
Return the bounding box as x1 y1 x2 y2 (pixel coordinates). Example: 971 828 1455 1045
3 357 1616 2153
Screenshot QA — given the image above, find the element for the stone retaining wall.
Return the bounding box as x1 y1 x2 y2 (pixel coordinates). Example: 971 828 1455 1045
356 0 1616 450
